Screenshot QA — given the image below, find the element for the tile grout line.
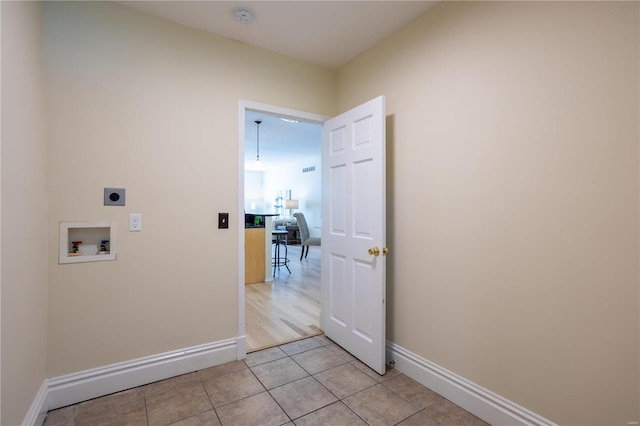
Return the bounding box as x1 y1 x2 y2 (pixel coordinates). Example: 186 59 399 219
245 357 294 425
261 355 296 425
253 341 351 424
272 338 390 426
264 359 352 425
377 374 478 426
196 370 225 426
295 373 375 426
144 389 150 426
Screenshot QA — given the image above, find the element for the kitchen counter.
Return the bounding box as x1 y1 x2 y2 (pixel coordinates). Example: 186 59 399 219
244 213 278 283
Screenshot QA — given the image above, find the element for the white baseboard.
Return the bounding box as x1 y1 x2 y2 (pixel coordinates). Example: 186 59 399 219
385 341 557 426
23 380 48 426
33 337 552 425
46 337 240 412
236 335 247 360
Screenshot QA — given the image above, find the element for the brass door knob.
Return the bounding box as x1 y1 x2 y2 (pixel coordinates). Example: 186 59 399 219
382 247 389 256
368 247 380 256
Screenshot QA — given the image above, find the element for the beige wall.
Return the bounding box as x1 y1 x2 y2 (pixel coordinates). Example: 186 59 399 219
338 2 639 425
1 1 49 424
4 1 639 424
43 1 335 376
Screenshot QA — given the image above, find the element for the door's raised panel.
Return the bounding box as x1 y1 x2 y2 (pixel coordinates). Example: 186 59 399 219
330 164 347 235
352 259 373 343
330 125 347 155
353 115 373 149
352 159 374 239
329 253 347 327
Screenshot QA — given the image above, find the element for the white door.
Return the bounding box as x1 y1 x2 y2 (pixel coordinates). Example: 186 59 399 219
321 96 387 375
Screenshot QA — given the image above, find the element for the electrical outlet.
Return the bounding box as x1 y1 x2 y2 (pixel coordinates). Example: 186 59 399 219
129 213 142 231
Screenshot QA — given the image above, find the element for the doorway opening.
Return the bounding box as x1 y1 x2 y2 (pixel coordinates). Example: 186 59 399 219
237 101 328 355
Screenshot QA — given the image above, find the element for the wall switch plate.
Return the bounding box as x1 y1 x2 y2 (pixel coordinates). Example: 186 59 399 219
129 213 142 231
104 188 125 206
218 213 229 229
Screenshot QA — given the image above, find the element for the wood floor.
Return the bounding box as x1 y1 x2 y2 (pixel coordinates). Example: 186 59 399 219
245 244 322 352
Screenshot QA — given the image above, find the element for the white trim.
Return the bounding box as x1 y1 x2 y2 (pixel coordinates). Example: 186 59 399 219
238 100 247 361
23 380 48 426
386 341 557 426
239 100 329 125
236 335 246 360
46 337 239 411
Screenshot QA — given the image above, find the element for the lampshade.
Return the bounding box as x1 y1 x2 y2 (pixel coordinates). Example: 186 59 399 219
285 199 299 209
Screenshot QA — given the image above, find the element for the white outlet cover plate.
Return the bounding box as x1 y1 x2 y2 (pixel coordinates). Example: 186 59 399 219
129 213 142 231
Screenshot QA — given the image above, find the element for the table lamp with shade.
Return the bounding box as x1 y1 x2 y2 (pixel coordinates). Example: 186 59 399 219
285 199 299 218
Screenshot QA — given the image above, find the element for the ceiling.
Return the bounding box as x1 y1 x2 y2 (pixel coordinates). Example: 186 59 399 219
118 1 438 168
119 1 438 70
244 110 322 170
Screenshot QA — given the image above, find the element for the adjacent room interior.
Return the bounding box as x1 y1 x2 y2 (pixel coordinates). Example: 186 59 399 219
243 110 323 351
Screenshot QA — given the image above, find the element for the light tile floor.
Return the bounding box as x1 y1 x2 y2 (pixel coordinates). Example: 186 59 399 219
43 335 489 426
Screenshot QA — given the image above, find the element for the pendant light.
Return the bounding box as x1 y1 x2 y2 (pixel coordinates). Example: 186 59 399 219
255 120 262 163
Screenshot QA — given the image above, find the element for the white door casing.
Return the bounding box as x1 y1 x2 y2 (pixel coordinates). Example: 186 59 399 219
321 96 387 375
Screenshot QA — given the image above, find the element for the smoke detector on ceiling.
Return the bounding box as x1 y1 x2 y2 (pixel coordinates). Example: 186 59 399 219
234 8 254 24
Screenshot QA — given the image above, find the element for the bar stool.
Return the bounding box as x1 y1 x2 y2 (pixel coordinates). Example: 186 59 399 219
272 230 290 274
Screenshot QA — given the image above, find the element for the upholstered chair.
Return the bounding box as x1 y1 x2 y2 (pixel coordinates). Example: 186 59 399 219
292 212 321 260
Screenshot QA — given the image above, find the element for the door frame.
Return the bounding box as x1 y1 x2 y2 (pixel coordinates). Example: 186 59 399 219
237 99 329 359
